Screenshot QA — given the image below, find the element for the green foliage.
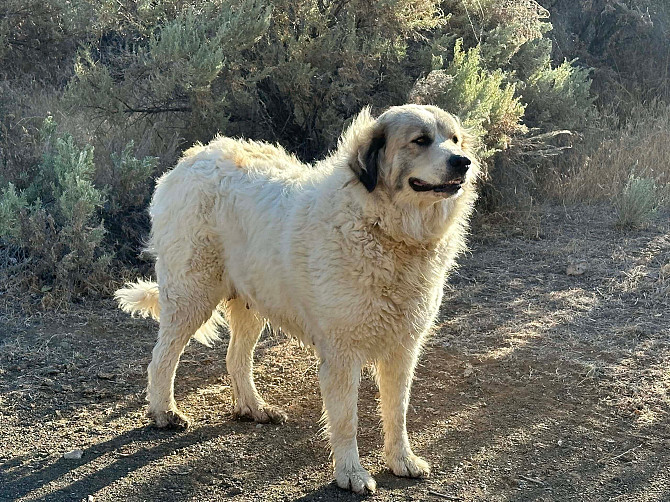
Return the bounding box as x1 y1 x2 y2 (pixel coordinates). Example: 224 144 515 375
522 59 594 131
66 0 445 159
0 183 27 240
476 0 552 70
0 117 109 296
0 117 157 298
411 40 526 162
0 0 96 80
108 142 158 211
615 176 661 229
67 2 273 142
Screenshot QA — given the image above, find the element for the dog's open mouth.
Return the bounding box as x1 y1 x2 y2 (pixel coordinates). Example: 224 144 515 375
409 177 463 194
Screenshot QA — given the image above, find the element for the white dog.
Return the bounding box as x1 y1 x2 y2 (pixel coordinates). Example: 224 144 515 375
115 104 478 493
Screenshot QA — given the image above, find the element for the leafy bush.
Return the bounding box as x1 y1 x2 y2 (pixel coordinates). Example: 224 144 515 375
411 0 594 208
0 117 109 297
541 0 670 106
64 0 446 160
411 40 527 163
521 59 594 132
66 2 273 149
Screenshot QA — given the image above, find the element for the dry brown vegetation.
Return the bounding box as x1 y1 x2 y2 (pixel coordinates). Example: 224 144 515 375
561 101 670 204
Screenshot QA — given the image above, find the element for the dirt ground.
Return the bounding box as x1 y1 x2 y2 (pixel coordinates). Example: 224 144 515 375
1 204 668 502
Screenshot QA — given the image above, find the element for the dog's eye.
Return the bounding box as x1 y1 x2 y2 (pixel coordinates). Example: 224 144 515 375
412 136 432 146
452 135 459 144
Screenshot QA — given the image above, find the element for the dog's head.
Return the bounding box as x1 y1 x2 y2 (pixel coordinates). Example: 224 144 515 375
347 104 478 203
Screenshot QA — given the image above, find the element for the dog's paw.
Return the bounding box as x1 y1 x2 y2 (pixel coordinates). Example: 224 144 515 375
388 453 431 478
234 402 287 424
335 466 377 494
149 408 191 430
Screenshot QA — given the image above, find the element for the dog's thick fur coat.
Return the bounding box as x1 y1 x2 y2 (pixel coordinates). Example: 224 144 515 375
116 104 478 493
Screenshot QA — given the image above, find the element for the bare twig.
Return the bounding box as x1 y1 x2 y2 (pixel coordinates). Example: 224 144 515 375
428 490 462 500
602 444 642 464
518 474 545 485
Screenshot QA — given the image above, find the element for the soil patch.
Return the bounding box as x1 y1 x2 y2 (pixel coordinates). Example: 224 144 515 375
1 204 668 501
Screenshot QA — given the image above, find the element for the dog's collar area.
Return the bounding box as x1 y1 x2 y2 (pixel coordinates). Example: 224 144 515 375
409 177 463 194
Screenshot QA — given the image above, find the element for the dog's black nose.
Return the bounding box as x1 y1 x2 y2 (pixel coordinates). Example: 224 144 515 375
448 155 471 175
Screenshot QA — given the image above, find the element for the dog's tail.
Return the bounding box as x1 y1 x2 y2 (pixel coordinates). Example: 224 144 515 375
115 279 160 320
114 280 224 347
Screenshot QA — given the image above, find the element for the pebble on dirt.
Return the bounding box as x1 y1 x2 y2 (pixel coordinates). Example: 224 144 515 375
63 449 84 459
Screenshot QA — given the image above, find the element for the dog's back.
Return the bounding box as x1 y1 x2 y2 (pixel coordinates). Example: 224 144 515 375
147 136 341 337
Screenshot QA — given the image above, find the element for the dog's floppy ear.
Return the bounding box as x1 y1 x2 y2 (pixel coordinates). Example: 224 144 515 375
350 127 386 192
357 134 385 192
341 108 385 192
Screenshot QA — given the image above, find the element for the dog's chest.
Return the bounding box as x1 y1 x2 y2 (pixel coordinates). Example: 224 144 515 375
344 239 447 341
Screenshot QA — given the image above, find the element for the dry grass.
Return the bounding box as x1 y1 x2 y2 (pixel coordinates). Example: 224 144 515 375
561 100 670 204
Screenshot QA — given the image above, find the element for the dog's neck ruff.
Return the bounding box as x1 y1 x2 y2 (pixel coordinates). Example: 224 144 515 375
356 186 473 250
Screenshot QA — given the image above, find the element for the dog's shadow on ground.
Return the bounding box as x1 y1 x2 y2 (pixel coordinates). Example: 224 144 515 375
1 425 221 501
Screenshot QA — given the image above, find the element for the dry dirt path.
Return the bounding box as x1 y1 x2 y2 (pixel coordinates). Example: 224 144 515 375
1 205 668 501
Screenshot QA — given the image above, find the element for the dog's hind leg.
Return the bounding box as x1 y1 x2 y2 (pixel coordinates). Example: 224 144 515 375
147 273 225 429
225 298 287 424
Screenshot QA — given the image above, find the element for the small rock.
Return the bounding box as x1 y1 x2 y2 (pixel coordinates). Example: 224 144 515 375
63 449 83 460
566 260 588 276
88 495 95 502
463 363 474 378
96 372 115 380
227 487 243 496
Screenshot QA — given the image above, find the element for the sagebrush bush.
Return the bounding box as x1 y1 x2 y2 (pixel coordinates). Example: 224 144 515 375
410 40 527 163
0 0 610 300
615 176 660 229
0 117 158 299
0 117 109 297
66 0 444 160
521 59 594 132
543 0 670 106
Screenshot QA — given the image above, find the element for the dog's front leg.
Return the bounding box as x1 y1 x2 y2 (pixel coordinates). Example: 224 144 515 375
318 359 376 494
376 349 431 478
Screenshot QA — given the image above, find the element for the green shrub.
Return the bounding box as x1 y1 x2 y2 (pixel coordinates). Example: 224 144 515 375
615 176 660 229
66 2 272 149
0 117 159 298
0 117 110 297
0 183 27 240
415 0 594 209
521 59 594 132
102 141 159 263
66 0 445 159
410 39 527 162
